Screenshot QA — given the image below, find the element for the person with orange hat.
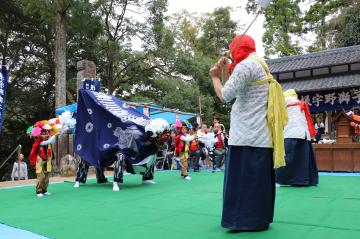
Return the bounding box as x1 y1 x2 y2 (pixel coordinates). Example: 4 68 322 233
210 34 288 231
276 89 318 186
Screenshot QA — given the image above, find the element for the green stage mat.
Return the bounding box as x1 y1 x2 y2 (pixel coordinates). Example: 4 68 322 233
0 172 359 239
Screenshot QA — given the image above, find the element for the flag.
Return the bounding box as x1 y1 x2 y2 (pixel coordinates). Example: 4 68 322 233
0 66 8 135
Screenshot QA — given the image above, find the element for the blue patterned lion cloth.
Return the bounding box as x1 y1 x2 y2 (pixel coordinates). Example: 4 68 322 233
74 89 158 169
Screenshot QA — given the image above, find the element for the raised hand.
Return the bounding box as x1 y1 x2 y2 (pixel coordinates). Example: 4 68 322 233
209 57 229 78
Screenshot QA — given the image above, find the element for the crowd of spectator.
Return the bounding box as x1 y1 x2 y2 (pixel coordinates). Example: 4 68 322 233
157 118 229 173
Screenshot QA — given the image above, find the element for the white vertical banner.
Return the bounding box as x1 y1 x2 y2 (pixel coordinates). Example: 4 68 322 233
196 115 201 126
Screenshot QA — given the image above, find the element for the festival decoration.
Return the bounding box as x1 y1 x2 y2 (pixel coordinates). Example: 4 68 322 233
26 111 76 137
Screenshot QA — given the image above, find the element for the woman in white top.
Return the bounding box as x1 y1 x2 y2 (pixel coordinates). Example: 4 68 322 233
276 89 318 186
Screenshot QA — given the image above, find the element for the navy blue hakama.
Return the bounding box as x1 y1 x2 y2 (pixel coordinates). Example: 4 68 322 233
221 146 275 231
276 138 318 186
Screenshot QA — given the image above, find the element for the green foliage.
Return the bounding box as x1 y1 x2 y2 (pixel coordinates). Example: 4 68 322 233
0 0 102 179
262 0 303 56
246 0 303 56
247 0 356 56
130 76 215 123
329 1 360 47
303 0 349 50
4 0 328 180
196 7 238 59
169 11 199 54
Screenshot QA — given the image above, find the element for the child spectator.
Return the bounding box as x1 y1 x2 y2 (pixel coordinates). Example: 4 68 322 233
213 123 226 172
189 128 201 172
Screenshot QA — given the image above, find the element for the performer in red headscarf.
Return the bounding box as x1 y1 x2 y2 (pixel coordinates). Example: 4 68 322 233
228 34 256 75
210 34 288 231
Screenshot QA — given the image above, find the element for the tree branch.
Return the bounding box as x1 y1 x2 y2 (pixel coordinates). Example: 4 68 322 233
114 0 128 40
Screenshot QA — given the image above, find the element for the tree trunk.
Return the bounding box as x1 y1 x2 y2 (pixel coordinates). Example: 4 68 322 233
54 4 67 176
55 7 67 109
1 29 9 66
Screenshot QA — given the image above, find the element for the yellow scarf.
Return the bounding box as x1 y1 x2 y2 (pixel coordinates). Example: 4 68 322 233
249 55 288 169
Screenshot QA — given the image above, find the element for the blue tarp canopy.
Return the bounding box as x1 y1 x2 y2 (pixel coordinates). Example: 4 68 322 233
133 103 197 125
56 102 197 125
150 111 195 124
55 103 77 115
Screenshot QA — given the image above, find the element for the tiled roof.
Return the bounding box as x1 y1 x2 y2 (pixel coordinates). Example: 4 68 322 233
280 73 360 93
266 45 360 73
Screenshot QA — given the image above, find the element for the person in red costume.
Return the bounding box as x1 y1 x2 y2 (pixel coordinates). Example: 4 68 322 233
174 120 194 180
29 127 56 197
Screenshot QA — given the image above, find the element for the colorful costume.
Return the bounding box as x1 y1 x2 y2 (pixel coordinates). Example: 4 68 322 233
220 35 288 231
29 134 55 197
27 113 75 196
276 89 319 186
174 120 194 179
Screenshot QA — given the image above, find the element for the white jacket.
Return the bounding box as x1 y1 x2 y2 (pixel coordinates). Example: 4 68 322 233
11 162 28 180
284 97 311 141
221 53 272 147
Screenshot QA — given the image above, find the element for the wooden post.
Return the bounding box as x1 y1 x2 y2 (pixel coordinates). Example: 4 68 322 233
56 59 96 176
57 59 97 176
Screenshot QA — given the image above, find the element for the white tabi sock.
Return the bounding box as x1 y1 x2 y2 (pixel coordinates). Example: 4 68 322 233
113 182 120 191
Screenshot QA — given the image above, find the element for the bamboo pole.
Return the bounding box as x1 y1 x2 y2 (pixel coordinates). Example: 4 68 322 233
199 96 202 125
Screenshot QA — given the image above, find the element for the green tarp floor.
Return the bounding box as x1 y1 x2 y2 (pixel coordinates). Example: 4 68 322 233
0 172 359 239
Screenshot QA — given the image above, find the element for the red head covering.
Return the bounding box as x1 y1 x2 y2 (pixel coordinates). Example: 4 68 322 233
228 35 256 74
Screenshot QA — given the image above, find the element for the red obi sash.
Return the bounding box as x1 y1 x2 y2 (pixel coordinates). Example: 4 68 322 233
288 101 316 137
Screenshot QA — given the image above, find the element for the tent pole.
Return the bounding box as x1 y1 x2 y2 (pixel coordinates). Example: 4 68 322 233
199 96 202 126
